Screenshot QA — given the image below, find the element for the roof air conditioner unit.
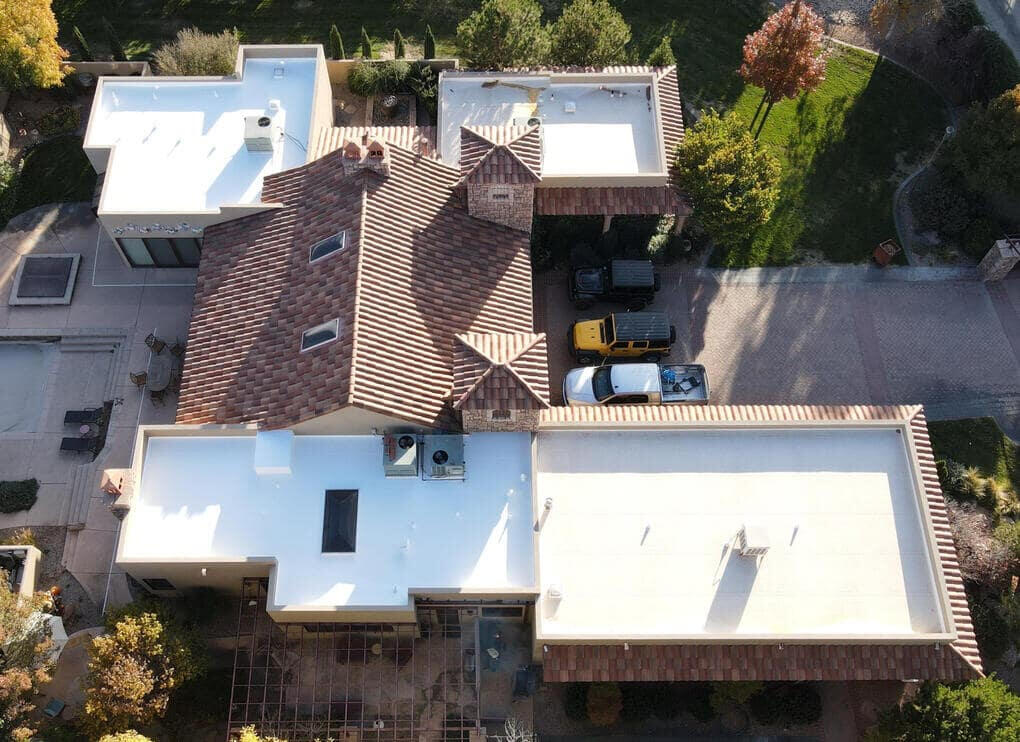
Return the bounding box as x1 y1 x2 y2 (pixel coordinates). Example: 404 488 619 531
383 435 418 478
422 435 466 481
244 115 274 152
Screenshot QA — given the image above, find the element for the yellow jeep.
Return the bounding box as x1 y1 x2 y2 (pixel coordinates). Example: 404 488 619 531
569 312 676 365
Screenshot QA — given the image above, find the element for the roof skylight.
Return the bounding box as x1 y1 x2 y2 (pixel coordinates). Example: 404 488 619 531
300 318 339 352
309 231 347 263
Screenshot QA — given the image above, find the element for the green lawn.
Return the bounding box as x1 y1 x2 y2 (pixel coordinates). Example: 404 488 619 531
928 417 1020 495
13 136 96 217
714 46 946 266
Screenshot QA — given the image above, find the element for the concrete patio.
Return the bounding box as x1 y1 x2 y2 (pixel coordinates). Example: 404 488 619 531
0 202 195 612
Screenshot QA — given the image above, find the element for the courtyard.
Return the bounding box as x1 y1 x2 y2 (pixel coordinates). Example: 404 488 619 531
0 201 195 618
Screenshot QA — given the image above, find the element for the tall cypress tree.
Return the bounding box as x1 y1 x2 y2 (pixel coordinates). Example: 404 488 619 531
360 27 373 59
329 24 345 59
424 24 437 60
393 29 406 59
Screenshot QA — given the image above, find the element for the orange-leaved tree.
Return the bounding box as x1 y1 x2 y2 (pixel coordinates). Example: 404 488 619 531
739 0 827 138
0 0 68 91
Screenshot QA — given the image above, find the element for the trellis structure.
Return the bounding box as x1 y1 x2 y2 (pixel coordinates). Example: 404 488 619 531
228 579 481 741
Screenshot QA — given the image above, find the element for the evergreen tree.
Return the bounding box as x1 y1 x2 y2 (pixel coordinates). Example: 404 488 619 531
393 29 406 58
647 36 675 67
360 27 373 59
329 24 345 59
424 24 437 59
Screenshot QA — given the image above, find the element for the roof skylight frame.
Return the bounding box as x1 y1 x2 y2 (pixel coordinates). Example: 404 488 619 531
308 230 347 264
300 318 340 352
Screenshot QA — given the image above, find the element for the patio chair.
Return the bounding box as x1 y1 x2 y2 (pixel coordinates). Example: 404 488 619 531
169 338 186 359
149 388 167 407
145 333 166 354
60 437 101 455
63 408 104 425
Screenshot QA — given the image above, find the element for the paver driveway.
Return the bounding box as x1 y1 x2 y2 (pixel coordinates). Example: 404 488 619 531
536 266 1020 438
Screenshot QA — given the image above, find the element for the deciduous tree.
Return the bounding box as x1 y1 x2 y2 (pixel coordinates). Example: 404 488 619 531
456 0 548 70
0 0 67 90
83 610 204 737
0 582 53 741
548 0 631 67
949 84 1020 199
674 110 781 250
739 0 826 137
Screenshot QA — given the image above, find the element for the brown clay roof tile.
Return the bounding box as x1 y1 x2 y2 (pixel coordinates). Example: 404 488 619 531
451 332 550 410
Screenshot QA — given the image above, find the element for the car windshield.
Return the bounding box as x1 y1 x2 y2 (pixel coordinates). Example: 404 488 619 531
604 317 615 344
592 366 614 402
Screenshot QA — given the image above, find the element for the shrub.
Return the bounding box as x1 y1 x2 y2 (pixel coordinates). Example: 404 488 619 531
953 28 1020 104
909 166 972 237
234 727 288 742
950 84 1020 200
347 62 380 97
586 682 623 726
0 581 55 740
329 25 345 60
937 458 968 499
873 677 1020 740
0 479 38 513
709 681 763 714
153 28 240 76
408 62 439 116
0 160 19 226
9 528 37 549
377 60 412 93
424 24 437 59
393 29 406 59
620 683 656 721
37 105 81 137
948 501 1013 589
548 0 632 67
968 589 1012 662
73 26 94 62
994 519 1020 562
99 733 153 742
962 215 1006 260
82 610 206 736
102 17 127 62
943 0 985 36
563 682 587 721
671 682 715 721
748 682 822 726
360 27 373 59
457 0 549 69
647 36 676 67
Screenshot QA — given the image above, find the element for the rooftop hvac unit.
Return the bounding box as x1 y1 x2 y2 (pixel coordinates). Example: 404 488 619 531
737 525 770 558
382 434 418 478
244 114 275 152
422 435 466 480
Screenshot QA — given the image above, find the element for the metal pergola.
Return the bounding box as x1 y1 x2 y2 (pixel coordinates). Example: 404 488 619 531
227 579 481 741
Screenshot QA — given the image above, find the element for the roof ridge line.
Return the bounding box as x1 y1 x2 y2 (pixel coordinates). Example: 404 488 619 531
345 177 371 402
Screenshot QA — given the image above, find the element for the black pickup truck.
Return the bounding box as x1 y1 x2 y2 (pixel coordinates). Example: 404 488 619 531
568 259 661 310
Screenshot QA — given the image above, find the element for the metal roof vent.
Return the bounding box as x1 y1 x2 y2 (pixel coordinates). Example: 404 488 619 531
737 525 770 558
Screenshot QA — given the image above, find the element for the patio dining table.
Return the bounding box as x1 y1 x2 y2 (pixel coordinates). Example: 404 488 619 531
147 355 173 392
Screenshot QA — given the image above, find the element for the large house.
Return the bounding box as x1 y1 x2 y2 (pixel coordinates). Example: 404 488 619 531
90 45 981 740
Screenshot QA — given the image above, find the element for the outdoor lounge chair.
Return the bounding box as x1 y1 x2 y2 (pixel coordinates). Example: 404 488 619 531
63 408 104 426
145 333 166 354
60 437 101 455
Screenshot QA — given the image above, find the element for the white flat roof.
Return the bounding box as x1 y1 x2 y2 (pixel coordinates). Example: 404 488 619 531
535 427 947 640
439 74 662 175
120 433 536 608
87 56 315 213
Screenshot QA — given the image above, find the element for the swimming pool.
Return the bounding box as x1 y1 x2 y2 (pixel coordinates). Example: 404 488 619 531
0 343 52 433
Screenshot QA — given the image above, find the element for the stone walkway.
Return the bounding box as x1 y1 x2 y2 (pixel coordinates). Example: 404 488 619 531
0 203 195 615
538 265 1020 439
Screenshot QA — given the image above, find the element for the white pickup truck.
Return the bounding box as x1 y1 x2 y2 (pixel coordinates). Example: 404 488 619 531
563 362 709 406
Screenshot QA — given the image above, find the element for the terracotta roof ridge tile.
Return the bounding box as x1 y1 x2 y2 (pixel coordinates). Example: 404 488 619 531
458 141 541 185
345 179 371 403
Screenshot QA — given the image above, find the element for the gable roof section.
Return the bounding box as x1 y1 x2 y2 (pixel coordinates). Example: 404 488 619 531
459 126 542 184
451 332 551 410
178 143 534 429
538 404 983 683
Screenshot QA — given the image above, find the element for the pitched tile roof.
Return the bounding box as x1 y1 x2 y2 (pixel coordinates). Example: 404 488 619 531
538 404 983 683
177 143 534 429
534 185 689 216
451 332 550 410
312 126 438 160
459 126 542 184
